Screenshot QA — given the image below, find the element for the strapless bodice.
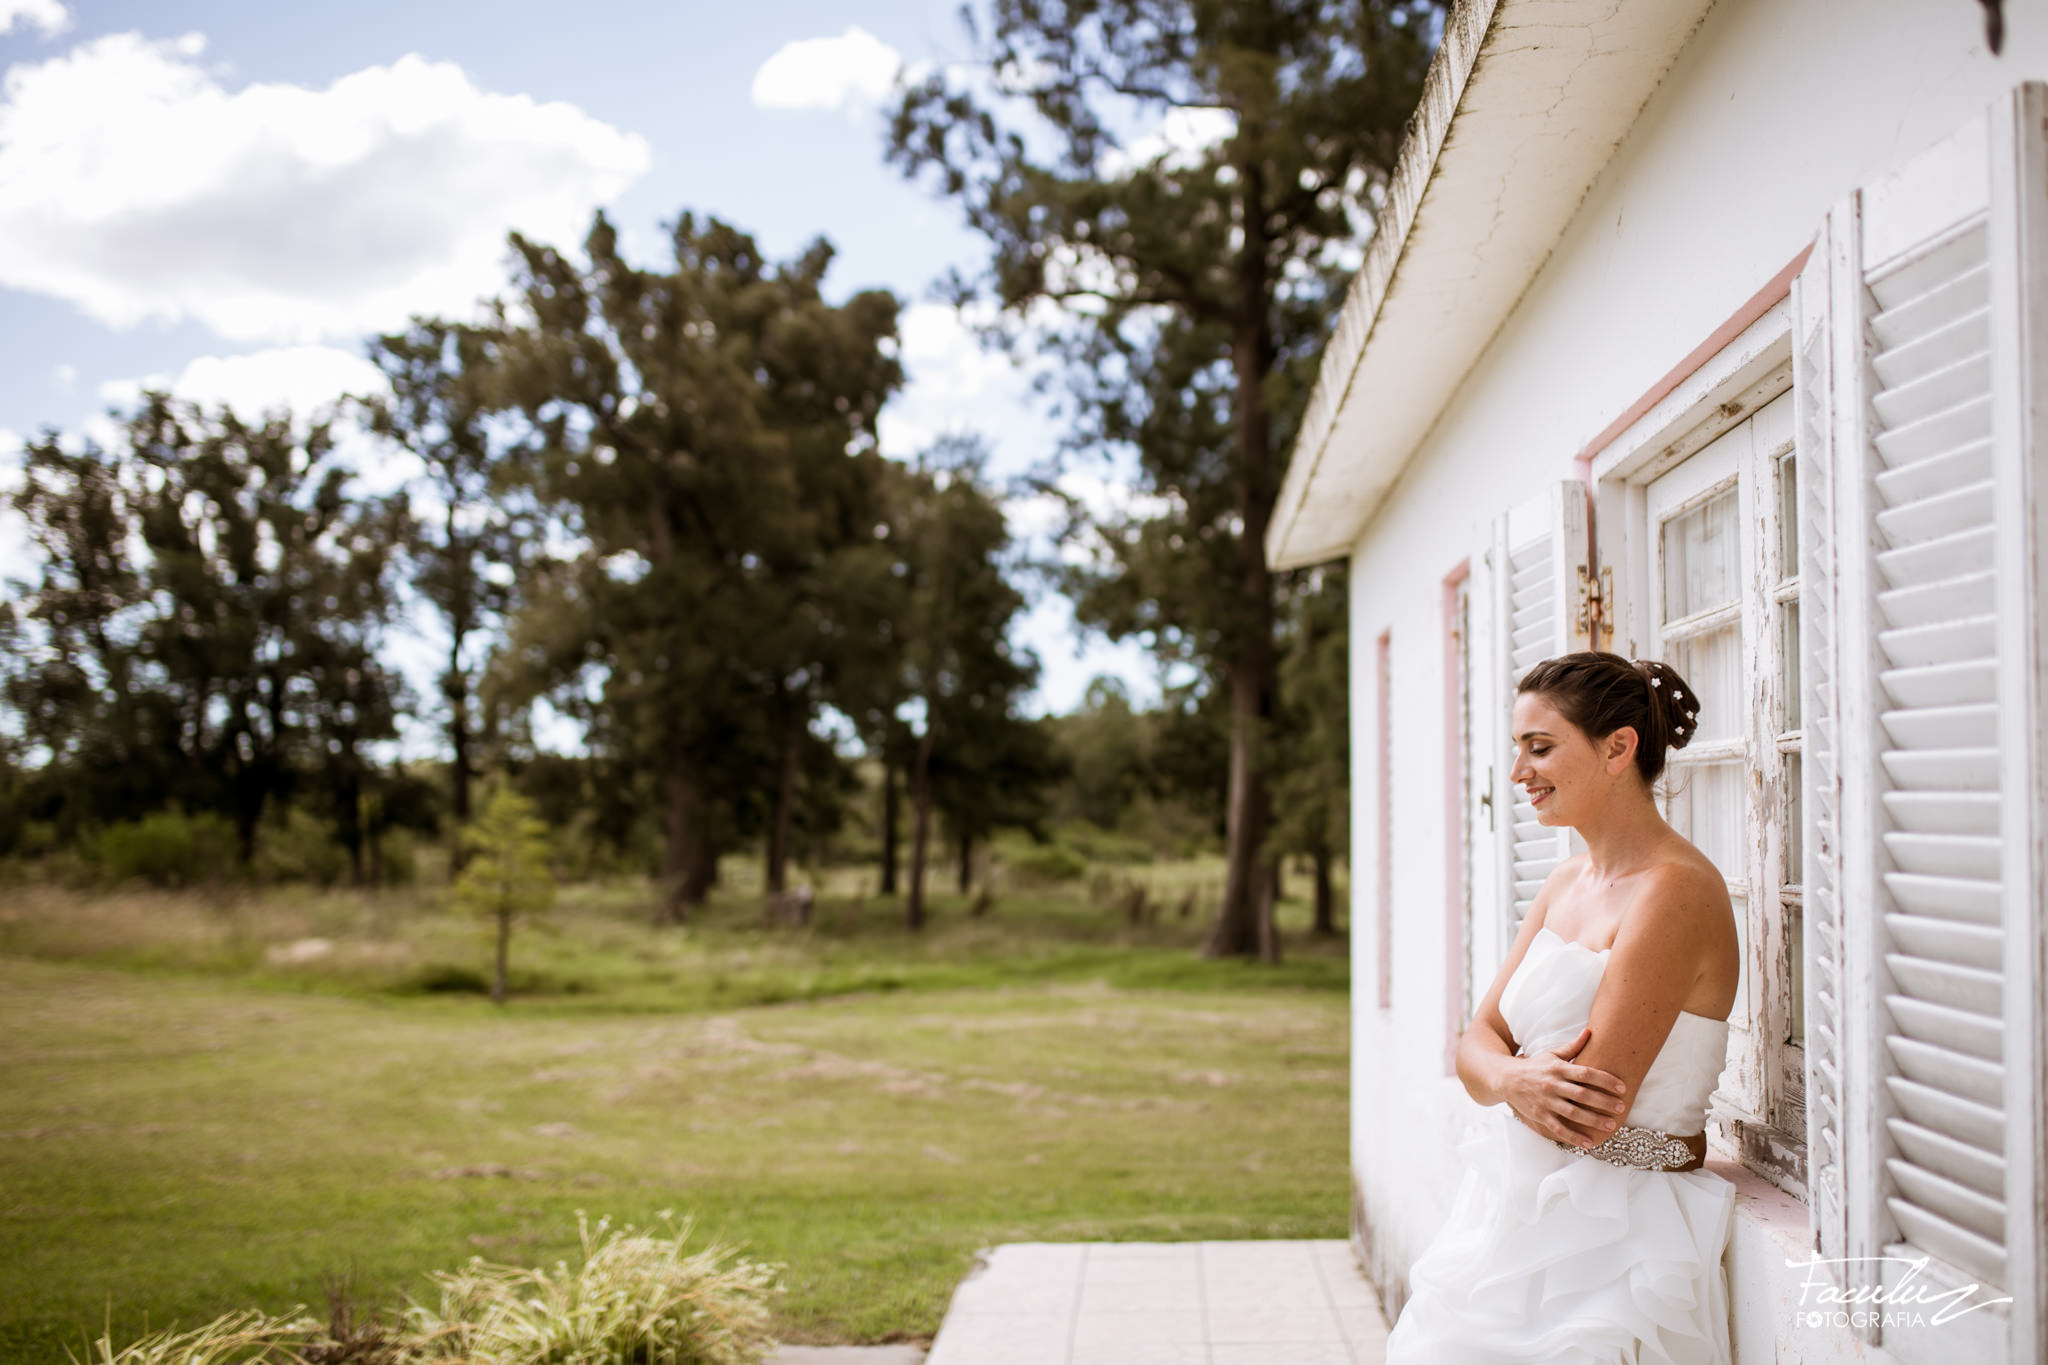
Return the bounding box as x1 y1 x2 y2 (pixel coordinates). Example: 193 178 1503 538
1498 926 1730 1136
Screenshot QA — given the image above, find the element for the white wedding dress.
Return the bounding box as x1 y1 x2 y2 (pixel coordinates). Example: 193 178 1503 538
1385 926 1735 1364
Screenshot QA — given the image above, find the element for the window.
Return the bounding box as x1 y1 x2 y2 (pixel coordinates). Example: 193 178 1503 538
1639 389 1806 1188
1443 563 1473 1072
1376 628 1393 1011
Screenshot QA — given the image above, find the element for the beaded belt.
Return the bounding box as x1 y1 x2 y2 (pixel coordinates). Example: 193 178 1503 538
1555 1124 1706 1172
1510 1110 1708 1171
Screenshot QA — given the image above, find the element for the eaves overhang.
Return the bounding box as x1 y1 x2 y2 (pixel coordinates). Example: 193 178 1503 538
1266 0 1718 571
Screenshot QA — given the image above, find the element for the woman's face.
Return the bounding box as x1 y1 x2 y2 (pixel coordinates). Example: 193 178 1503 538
1509 691 1628 826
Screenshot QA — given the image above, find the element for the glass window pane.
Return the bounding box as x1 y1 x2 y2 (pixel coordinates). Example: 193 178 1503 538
1782 599 1801 731
1661 486 1739 622
1668 624 1741 746
1786 898 1805 1048
1784 750 1803 882
1666 758 1744 874
1778 450 1799 580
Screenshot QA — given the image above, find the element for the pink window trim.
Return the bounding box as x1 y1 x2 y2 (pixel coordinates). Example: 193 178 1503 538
1376 628 1393 1012
1440 559 1471 1073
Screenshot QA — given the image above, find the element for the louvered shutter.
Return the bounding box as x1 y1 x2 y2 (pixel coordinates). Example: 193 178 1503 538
1826 88 2048 1364
1491 482 1590 937
1793 236 1850 1266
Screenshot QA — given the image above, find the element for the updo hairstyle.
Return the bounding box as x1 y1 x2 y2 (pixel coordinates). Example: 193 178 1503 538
1515 651 1699 786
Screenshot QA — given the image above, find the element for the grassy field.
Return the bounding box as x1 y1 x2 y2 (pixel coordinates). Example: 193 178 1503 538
0 865 1351 1362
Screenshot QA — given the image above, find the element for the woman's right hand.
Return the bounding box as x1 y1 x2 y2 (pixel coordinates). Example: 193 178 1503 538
1501 1027 1629 1147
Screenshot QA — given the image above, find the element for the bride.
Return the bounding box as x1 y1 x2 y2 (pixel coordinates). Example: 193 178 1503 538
1385 651 1741 1365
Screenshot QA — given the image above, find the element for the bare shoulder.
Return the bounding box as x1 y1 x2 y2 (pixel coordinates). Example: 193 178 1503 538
1623 853 1739 1012
1641 852 1730 913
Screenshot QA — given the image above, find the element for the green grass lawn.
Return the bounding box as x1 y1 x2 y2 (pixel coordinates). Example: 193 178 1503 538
0 872 1350 1362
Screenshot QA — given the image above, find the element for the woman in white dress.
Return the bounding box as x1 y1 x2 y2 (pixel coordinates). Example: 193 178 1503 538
1385 652 1741 1365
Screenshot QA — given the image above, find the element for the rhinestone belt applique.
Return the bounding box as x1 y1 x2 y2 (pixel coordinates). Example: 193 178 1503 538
1555 1124 1697 1170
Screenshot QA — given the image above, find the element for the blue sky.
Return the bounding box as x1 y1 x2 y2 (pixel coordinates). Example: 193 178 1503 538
0 0 1162 730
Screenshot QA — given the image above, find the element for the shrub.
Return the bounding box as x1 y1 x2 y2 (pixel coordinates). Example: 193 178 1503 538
254 807 349 886
90 808 238 888
68 1308 317 1365
1000 841 1089 886
74 1214 782 1365
404 1212 782 1364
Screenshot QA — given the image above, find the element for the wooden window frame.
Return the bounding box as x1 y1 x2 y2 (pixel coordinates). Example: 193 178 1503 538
1589 288 1812 1196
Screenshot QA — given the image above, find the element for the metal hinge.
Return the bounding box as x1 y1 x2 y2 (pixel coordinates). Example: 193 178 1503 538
1575 564 1612 644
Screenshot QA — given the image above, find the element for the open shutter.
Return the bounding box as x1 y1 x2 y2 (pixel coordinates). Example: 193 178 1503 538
1793 235 1850 1266
1827 86 2048 1363
1491 481 1591 937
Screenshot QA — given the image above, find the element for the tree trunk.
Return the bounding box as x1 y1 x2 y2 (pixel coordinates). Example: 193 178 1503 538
956 829 972 896
906 724 936 930
1204 155 1280 964
447 663 473 875
1270 857 1285 908
879 755 900 894
766 718 799 895
659 748 709 925
1313 842 1336 936
492 909 510 1004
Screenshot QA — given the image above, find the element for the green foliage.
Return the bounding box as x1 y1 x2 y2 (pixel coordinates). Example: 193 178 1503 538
89 809 237 889
66 1309 318 1365
452 789 556 923
999 840 1090 886
404 1214 781 1365
66 1216 779 1365
451 787 556 1003
3 397 412 870
253 807 352 887
889 0 1440 956
496 212 904 919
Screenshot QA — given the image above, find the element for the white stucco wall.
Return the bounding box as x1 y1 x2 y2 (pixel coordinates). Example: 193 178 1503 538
1344 0 2048 1357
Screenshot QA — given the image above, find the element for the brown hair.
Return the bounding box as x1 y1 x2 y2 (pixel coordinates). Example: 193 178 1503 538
1516 651 1699 785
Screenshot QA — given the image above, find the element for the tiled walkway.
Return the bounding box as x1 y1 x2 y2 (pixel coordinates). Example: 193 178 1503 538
922 1239 1392 1365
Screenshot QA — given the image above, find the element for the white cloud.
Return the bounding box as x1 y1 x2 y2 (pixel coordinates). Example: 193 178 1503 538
0 32 649 342
98 345 387 422
1100 106 1236 177
878 301 1020 457
0 0 67 38
751 27 902 111
97 345 418 493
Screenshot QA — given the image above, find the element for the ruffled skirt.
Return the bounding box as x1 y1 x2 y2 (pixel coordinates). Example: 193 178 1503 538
1385 1109 1734 1365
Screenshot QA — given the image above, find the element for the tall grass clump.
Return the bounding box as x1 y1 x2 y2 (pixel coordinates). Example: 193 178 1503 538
403 1213 782 1365
68 1308 318 1364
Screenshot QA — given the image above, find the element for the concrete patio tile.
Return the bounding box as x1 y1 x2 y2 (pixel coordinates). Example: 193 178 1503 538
1206 1302 1347 1343
922 1312 1066 1365
1088 1240 1200 1260
1070 1344 1208 1365
944 1279 1078 1317
1212 1344 1355 1365
1071 1309 1208 1347
1201 1274 1334 1308
1079 1278 1201 1313
923 1238 1387 1365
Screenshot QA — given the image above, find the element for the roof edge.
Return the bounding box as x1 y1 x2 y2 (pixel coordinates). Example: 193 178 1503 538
1265 0 1499 572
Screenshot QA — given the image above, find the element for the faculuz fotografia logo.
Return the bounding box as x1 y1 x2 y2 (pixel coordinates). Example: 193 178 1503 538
1789 1253 2014 1329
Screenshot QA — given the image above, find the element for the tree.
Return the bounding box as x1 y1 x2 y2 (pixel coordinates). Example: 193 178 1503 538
1270 567 1348 935
6 397 411 869
125 396 412 873
890 0 1439 959
888 440 1043 928
365 320 530 853
497 212 900 922
451 786 555 1004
